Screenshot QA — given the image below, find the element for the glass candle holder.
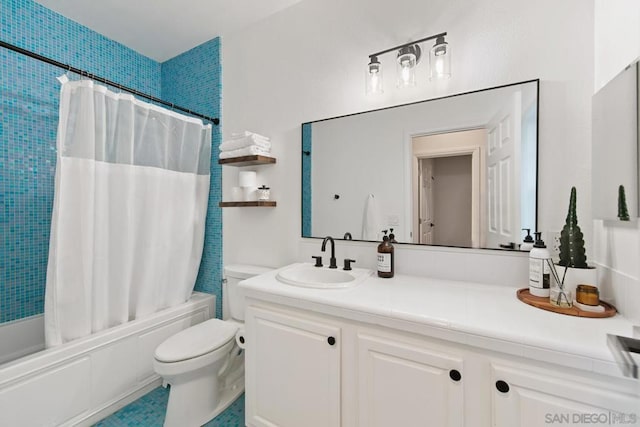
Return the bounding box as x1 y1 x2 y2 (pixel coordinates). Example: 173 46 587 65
550 288 573 308
548 260 572 307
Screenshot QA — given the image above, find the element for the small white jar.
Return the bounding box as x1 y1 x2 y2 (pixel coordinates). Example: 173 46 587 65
257 185 270 201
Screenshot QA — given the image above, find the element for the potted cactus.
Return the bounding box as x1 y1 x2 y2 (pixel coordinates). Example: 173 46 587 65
555 187 597 297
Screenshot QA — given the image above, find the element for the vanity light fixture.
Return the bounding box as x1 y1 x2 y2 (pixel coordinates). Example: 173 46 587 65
366 32 450 95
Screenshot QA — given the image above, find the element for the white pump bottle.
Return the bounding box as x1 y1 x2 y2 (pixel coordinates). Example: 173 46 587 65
529 232 551 297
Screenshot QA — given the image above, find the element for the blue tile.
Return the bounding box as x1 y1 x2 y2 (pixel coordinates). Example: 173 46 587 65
0 0 222 324
0 0 160 323
161 39 223 318
301 123 312 237
203 394 245 427
94 387 245 427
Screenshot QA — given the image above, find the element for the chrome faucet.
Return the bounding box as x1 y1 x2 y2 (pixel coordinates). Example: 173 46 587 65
343 232 352 240
321 236 338 269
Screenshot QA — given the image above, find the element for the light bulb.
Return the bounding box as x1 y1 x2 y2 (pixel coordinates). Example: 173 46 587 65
365 56 383 95
396 45 419 88
371 72 380 91
429 36 451 80
435 57 444 76
401 62 411 84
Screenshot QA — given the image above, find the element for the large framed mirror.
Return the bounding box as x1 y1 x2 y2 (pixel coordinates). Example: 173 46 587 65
301 80 539 250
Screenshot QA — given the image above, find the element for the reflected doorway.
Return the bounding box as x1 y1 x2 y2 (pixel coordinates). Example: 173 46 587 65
411 129 487 248
419 155 473 247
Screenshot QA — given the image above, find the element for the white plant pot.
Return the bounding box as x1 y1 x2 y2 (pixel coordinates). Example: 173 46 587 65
552 264 598 297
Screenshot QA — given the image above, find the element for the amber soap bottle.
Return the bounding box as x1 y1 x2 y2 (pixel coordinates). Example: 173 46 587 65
377 230 394 278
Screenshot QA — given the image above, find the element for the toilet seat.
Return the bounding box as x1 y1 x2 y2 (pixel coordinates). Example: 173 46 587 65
155 319 238 363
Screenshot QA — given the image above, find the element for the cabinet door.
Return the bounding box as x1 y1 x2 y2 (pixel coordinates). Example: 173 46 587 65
356 333 464 427
245 306 341 427
491 363 640 427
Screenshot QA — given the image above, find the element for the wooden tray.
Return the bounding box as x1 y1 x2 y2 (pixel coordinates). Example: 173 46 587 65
517 289 617 318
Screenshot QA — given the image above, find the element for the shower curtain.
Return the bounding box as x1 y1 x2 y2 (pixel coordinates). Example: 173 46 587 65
44 80 212 347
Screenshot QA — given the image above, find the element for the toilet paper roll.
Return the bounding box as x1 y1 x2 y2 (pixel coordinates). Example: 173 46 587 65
230 186 243 201
235 328 246 349
243 187 257 201
238 171 257 188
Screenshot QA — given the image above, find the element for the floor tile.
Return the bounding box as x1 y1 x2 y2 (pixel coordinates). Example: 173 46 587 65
94 387 245 427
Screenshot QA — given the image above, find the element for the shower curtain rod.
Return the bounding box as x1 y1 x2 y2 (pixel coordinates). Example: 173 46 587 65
0 40 220 125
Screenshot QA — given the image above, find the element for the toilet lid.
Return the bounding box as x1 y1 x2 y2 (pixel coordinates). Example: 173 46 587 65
155 319 238 363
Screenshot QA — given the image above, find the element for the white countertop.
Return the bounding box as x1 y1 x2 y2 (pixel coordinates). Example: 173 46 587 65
240 263 638 378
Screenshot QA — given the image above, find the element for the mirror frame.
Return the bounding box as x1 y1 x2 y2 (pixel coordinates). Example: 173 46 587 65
301 79 540 251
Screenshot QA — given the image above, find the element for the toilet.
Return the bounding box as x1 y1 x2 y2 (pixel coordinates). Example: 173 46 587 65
153 264 272 427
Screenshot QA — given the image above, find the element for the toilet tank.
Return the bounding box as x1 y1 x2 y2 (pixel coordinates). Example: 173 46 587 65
224 264 272 321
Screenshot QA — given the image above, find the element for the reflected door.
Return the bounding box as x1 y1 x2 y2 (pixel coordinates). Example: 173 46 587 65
419 158 435 244
486 92 522 249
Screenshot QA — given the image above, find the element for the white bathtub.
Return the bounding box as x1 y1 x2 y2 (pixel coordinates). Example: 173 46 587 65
0 292 215 427
0 314 46 365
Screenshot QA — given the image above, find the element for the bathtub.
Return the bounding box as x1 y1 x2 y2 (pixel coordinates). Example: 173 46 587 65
0 314 46 365
0 292 215 427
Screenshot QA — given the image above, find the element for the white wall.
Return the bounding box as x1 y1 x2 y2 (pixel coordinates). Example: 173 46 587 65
593 0 640 322
594 0 640 92
221 0 594 288
311 110 408 242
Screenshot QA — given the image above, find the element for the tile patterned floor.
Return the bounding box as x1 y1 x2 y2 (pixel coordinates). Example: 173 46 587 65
94 387 245 427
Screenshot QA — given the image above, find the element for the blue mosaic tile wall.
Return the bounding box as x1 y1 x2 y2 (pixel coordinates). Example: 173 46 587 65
0 0 161 96
161 39 223 318
1 0 222 325
0 0 162 324
301 123 312 237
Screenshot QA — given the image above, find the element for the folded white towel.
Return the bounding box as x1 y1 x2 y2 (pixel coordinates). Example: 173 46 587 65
219 145 272 159
361 194 382 241
230 131 270 141
220 135 271 152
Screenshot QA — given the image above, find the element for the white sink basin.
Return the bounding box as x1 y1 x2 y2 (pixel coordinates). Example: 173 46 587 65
276 264 372 289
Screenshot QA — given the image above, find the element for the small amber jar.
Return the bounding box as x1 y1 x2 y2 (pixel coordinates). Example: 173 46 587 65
575 285 599 306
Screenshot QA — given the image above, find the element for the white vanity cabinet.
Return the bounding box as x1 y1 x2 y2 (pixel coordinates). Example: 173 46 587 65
244 300 639 427
355 331 465 427
245 302 468 427
244 305 341 427
490 362 640 427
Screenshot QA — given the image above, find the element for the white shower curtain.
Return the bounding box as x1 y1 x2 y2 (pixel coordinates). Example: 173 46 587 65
44 80 212 347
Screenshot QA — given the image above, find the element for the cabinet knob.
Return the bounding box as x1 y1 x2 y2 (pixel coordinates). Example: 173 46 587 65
495 380 510 393
327 336 336 346
449 369 462 382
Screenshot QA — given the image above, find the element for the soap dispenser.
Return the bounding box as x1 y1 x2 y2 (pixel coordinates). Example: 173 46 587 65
377 230 394 278
520 228 534 252
389 228 398 243
529 232 551 297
